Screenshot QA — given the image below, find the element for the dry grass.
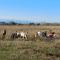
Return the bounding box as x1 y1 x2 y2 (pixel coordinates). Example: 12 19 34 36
0 25 60 60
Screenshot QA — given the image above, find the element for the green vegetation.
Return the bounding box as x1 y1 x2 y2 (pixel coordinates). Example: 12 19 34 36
0 40 60 60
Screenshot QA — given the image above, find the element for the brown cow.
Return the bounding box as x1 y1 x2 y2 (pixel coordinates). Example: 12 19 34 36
2 29 6 39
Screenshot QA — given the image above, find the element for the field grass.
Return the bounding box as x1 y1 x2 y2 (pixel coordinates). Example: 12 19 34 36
0 25 60 60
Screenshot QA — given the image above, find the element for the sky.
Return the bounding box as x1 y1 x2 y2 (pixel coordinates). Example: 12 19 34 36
0 0 60 23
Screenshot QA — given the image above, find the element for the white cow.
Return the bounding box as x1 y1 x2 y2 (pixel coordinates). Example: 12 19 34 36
35 31 42 37
35 31 47 37
37 31 42 36
11 31 28 39
20 32 27 39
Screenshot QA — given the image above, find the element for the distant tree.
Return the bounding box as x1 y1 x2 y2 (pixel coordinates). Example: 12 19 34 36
36 23 40 25
9 21 17 25
29 23 35 25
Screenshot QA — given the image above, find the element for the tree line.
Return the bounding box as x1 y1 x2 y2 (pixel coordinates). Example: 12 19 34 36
0 21 60 26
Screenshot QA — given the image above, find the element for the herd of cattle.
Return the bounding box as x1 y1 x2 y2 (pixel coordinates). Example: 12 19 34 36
2 29 57 41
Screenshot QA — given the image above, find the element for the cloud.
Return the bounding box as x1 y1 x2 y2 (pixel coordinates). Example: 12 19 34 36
0 16 60 23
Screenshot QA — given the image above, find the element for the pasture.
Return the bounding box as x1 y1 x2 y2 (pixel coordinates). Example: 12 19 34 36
0 25 60 60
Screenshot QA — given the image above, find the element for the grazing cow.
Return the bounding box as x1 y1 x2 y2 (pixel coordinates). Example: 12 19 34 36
37 31 42 36
3 29 6 35
47 32 56 39
11 31 18 39
35 31 47 37
16 32 20 37
42 31 47 37
19 32 27 39
11 31 28 39
35 31 42 37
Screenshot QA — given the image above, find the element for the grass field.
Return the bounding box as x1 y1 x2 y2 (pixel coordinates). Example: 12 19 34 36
0 25 60 60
